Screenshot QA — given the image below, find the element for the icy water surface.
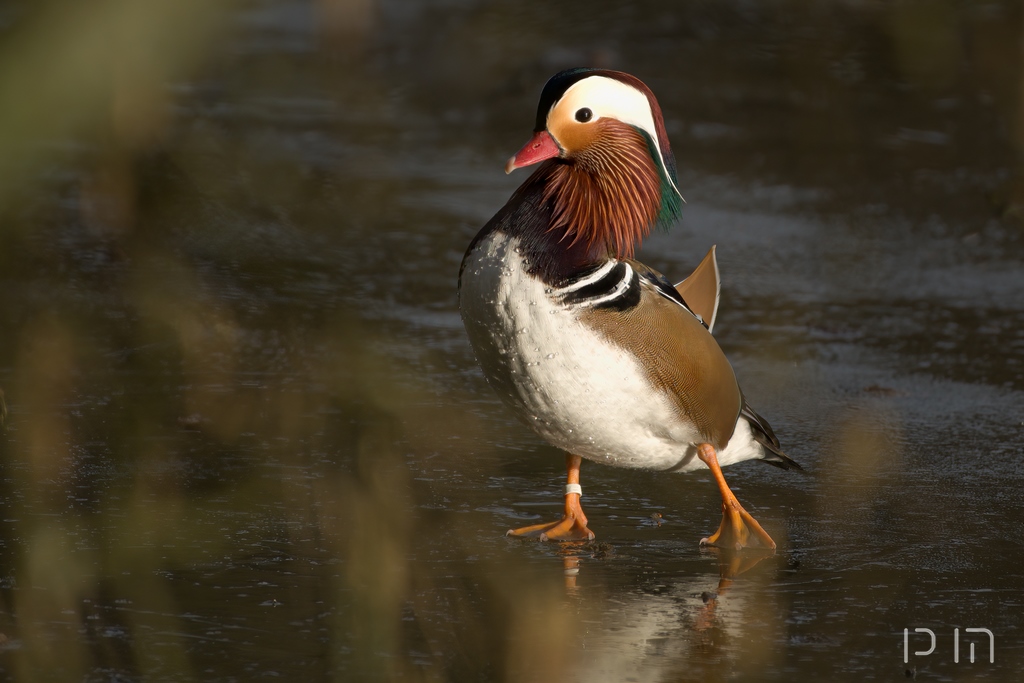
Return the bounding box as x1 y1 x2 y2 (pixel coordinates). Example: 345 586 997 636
0 0 1023 681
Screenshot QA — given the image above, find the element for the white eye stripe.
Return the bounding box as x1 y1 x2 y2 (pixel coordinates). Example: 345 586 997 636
557 76 654 134
552 76 682 198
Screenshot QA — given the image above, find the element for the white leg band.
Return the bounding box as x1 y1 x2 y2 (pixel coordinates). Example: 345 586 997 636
564 483 582 496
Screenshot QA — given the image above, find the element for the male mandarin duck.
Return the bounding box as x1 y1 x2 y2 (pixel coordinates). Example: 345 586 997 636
459 68 800 549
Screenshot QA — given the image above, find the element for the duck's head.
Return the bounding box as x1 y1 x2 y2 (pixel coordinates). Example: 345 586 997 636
506 68 684 259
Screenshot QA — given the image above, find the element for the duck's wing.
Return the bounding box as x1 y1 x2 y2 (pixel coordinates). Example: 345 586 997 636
581 263 742 449
674 246 721 334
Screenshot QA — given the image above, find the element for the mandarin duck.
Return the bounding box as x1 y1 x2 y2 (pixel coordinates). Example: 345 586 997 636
459 68 800 549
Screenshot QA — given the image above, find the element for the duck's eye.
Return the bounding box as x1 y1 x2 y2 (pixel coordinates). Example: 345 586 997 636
574 107 593 123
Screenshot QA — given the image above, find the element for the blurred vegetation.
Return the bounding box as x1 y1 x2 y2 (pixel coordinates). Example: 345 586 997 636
0 0 1021 681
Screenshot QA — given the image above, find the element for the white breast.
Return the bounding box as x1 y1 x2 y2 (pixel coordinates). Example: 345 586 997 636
460 232 714 472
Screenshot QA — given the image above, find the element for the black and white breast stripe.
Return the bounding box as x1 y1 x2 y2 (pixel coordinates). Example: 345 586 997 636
555 261 642 311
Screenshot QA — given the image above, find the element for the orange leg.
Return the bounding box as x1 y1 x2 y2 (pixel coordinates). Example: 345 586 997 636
507 453 595 542
697 443 776 550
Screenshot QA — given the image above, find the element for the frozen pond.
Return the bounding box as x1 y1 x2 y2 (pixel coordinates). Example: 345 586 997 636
0 1 1022 680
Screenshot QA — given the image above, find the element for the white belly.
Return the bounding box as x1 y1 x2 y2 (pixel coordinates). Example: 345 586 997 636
460 232 713 472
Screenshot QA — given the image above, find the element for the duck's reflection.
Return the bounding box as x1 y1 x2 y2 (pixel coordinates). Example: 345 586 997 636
555 546 780 682
563 554 581 590
691 548 774 639
554 542 601 590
